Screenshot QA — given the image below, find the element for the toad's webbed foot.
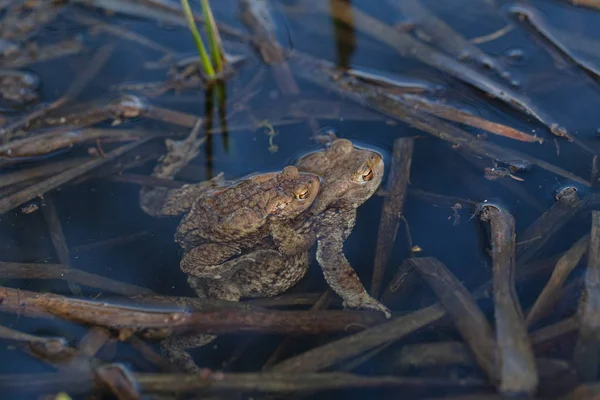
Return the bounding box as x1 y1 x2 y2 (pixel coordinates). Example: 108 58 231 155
316 229 391 319
343 293 392 319
161 334 216 373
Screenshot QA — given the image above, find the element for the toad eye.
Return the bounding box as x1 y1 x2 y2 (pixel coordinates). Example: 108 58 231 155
361 166 373 181
295 187 310 200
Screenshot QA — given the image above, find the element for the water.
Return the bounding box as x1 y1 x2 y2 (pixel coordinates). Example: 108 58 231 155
1 0 600 398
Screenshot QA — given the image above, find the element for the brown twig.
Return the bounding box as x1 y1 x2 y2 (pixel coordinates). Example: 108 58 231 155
288 51 591 186
0 369 487 395
389 0 510 81
0 262 155 296
401 94 543 143
371 137 414 297
479 205 538 395
409 257 499 384
263 290 333 368
0 138 153 215
269 303 446 372
526 234 589 326
510 5 600 79
307 0 571 139
573 211 600 381
0 286 384 336
0 157 90 189
240 0 299 95
42 194 82 295
561 0 600 12
517 187 584 265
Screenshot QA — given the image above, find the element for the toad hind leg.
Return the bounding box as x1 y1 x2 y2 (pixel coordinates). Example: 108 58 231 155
316 231 391 319
180 243 242 279
160 280 242 372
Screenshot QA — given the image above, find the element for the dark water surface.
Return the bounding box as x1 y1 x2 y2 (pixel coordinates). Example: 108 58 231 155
1 0 600 398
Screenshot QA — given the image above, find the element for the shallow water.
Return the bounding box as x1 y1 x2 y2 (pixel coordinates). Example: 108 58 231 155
1 0 600 398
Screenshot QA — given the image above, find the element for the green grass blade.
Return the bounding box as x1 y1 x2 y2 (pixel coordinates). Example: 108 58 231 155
180 0 215 78
201 0 225 72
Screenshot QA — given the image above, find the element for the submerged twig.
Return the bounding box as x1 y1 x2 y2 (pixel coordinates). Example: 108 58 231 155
510 5 600 80
390 0 510 81
308 0 571 139
0 262 154 296
42 195 82 296
240 0 299 95
371 137 414 297
526 234 589 326
0 43 114 140
270 303 446 373
561 0 600 11
0 286 384 336
401 94 543 143
517 187 584 265
0 138 153 215
0 369 487 395
288 51 591 186
409 257 498 384
573 211 600 381
479 205 538 395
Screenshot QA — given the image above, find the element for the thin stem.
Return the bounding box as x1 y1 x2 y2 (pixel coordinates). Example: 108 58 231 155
180 0 215 77
201 0 225 72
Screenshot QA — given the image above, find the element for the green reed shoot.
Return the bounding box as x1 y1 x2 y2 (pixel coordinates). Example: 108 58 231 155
201 0 226 73
180 0 215 78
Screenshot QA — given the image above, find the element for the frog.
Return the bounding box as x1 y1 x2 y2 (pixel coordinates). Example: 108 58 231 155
140 162 320 279
189 138 391 316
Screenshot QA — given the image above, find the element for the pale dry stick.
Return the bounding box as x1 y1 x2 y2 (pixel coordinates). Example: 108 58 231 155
0 286 384 336
0 137 154 215
401 94 543 143
0 261 154 296
526 234 589 327
510 5 600 79
409 257 499 384
390 0 510 80
479 206 538 396
470 24 515 45
573 211 600 381
371 137 414 298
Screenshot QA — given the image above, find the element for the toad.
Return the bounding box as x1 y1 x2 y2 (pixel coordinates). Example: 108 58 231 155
190 138 390 317
141 163 321 278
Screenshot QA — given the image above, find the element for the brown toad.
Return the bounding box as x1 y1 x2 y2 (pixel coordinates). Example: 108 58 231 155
190 138 390 316
141 165 320 278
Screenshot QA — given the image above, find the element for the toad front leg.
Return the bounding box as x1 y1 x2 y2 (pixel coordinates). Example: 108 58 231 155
315 212 391 318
